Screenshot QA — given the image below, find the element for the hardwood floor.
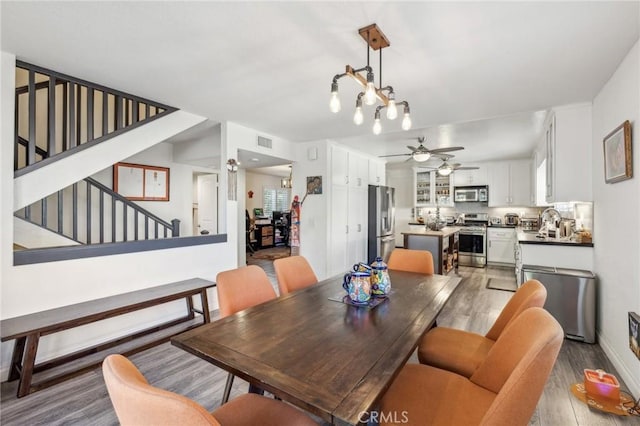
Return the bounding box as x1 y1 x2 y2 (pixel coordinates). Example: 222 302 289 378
1 261 637 425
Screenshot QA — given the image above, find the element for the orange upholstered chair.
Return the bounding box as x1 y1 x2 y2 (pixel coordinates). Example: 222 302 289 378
216 265 277 403
379 307 563 425
103 354 316 426
387 248 434 275
417 279 547 378
273 256 318 296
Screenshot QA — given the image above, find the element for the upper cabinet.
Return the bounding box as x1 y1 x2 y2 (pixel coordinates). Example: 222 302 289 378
414 169 453 207
453 165 488 186
488 159 531 207
544 104 592 203
368 159 386 186
331 145 368 188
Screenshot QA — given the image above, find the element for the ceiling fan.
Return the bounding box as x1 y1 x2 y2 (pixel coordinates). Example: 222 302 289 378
379 137 464 162
419 158 480 176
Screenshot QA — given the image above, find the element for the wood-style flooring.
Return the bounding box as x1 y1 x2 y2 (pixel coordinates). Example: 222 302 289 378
1 260 637 425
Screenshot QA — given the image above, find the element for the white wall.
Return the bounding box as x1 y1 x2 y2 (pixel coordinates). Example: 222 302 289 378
592 40 640 396
294 141 331 279
245 171 288 217
0 51 238 380
92 142 202 237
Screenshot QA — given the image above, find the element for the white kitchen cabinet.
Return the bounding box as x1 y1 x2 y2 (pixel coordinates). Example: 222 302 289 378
414 169 453 207
487 228 517 265
329 145 369 276
545 103 592 203
368 159 386 186
510 159 532 206
331 145 349 186
453 164 488 186
333 145 369 189
347 187 367 266
488 160 531 207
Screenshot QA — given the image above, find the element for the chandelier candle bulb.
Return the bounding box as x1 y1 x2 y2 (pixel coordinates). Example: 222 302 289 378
402 112 412 130
353 106 364 125
329 90 341 113
373 116 382 135
364 71 377 105
386 99 398 120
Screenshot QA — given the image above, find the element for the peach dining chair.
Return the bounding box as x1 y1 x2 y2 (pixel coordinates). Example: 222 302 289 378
386 248 434 275
216 265 277 404
273 256 318 296
102 354 317 426
379 307 563 426
418 279 547 378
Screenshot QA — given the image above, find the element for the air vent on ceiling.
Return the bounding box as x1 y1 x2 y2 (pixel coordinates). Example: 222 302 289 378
257 136 272 149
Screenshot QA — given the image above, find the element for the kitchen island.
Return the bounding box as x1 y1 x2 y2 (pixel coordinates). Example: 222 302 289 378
402 226 461 275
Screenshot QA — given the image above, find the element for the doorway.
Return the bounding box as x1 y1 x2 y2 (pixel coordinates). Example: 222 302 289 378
193 173 218 236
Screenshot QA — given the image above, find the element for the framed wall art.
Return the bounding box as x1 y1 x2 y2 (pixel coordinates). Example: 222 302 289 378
114 162 170 201
603 120 632 184
306 176 323 194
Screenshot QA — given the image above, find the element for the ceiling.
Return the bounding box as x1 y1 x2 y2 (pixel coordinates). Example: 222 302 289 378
2 2 638 171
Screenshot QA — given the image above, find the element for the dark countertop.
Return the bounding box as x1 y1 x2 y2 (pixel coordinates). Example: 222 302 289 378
487 224 517 228
517 229 594 247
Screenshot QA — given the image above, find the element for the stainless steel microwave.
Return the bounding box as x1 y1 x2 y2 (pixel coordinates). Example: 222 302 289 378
454 186 488 203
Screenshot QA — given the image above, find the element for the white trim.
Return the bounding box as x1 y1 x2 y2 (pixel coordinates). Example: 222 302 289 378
598 331 640 397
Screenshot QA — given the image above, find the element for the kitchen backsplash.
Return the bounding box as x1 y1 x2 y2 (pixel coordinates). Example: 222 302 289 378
413 201 593 231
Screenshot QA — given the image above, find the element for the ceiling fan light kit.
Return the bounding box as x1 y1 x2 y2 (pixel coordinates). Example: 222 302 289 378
379 137 467 164
330 23 411 134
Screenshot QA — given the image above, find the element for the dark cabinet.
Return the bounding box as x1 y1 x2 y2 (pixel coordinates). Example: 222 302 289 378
255 225 274 249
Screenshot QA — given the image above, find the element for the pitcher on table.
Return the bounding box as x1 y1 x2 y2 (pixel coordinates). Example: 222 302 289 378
343 270 371 304
370 256 391 296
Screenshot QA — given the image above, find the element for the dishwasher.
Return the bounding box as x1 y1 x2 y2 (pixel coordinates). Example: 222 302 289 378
521 265 596 343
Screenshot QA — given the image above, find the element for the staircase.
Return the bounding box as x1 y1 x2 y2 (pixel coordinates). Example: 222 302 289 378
13 61 204 252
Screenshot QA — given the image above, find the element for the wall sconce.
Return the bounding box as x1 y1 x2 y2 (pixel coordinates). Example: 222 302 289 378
226 159 239 201
281 165 292 188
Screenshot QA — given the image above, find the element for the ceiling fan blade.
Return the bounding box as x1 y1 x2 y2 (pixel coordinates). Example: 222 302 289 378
431 153 455 160
429 146 465 154
456 166 480 170
406 145 418 152
450 163 462 168
379 153 411 158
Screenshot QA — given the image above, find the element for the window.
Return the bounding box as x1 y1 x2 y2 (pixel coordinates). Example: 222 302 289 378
263 187 291 218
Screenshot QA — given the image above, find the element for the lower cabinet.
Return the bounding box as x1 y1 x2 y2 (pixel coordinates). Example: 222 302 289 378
255 224 274 249
487 228 516 265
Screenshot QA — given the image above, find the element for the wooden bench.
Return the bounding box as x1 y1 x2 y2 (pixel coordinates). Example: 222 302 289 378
1 278 215 398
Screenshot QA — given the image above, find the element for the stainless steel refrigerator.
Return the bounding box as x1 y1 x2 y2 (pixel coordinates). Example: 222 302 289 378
368 185 396 263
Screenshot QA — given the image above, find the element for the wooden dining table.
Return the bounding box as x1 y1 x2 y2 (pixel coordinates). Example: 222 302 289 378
171 270 462 425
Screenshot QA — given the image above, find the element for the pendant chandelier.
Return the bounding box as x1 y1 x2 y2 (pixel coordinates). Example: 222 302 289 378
329 23 411 135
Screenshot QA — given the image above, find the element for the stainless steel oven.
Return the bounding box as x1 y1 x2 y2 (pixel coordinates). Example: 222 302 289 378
458 213 487 268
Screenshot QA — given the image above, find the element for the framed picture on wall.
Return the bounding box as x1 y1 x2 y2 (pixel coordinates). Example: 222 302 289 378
603 120 632 184
114 162 170 201
306 176 323 194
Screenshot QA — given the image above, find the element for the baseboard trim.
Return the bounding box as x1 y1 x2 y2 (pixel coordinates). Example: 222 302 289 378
597 331 640 398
